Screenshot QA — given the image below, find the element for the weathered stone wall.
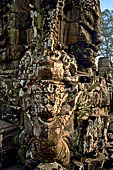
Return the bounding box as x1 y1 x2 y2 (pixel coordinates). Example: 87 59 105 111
0 0 20 124
0 0 39 124
0 0 113 170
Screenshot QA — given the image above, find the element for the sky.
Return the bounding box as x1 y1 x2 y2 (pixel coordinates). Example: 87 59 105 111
100 0 113 11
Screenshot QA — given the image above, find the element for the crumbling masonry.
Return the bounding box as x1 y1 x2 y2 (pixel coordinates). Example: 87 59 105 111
0 0 113 170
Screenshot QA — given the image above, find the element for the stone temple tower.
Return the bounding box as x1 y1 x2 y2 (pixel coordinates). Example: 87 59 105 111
1 0 113 170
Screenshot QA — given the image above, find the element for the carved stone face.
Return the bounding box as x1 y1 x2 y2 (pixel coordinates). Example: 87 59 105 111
60 0 102 72
29 50 77 123
33 81 77 124
33 81 64 121
21 49 77 169
19 48 77 168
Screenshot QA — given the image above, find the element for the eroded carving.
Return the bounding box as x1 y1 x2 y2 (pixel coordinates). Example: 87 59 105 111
56 0 102 72
0 0 39 63
18 0 104 169
19 47 77 169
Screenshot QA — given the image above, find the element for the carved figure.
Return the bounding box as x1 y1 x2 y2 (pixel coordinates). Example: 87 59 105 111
57 0 102 72
18 0 102 169
19 48 77 169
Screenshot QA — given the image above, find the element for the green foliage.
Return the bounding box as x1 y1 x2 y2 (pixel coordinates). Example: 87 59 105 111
99 9 113 60
13 134 19 146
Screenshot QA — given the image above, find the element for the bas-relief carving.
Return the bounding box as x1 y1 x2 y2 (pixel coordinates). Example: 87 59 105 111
19 48 77 169
0 0 40 124
0 0 102 66
18 0 103 169
0 0 112 170
74 78 110 155
17 0 106 169
0 0 112 169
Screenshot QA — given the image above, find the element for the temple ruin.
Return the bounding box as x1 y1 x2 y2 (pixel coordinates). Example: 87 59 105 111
0 0 113 170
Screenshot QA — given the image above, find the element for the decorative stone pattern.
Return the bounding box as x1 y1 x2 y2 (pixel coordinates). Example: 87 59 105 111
0 0 113 170
18 0 108 169
0 0 39 124
19 47 77 169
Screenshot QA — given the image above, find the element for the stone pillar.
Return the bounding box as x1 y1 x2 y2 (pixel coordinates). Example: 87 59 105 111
18 0 110 170
18 0 78 169
19 48 78 169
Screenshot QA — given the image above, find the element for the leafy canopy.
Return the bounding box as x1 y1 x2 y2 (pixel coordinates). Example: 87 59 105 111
99 9 113 61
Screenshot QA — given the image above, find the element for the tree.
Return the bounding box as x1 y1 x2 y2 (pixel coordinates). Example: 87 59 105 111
99 9 113 61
